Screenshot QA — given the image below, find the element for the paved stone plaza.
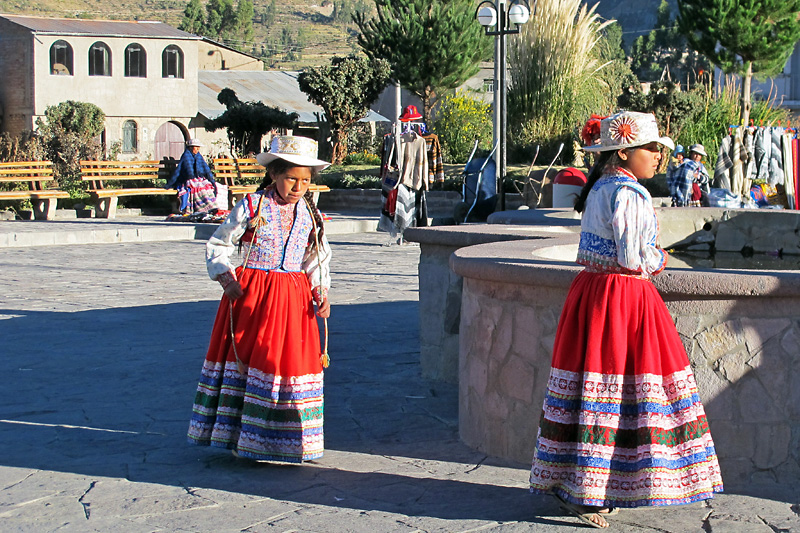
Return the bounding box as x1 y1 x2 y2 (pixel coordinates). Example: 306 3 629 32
0 221 798 532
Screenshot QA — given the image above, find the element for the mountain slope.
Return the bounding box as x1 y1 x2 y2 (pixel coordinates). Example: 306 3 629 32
0 0 669 68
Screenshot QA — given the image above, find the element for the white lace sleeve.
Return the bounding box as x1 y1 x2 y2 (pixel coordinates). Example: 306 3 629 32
302 232 332 301
206 198 249 281
612 186 667 275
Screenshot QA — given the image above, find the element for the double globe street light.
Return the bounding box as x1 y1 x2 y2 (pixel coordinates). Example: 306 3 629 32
476 0 532 211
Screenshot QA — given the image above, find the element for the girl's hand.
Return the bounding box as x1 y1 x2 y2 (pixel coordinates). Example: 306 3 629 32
224 280 244 301
316 297 330 318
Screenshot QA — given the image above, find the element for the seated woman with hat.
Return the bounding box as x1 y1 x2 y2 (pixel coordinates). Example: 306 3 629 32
166 138 218 214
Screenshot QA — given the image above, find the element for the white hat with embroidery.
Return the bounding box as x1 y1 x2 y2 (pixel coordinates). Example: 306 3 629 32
583 111 674 152
256 135 330 172
186 138 203 147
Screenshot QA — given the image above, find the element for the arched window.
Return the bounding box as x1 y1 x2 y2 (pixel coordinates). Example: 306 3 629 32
50 40 73 75
122 120 138 153
88 41 112 76
124 44 146 78
162 45 184 79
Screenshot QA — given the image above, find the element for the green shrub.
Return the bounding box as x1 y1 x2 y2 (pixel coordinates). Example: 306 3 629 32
318 169 381 189
35 101 105 197
432 90 493 164
342 150 381 165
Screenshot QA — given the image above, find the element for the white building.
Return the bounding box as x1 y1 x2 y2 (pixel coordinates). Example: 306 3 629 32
0 13 390 162
0 14 273 161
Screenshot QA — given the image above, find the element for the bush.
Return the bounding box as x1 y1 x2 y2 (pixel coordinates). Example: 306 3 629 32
342 150 381 165
318 168 381 189
0 131 48 212
508 128 576 167
344 121 385 155
432 90 493 164
35 101 105 196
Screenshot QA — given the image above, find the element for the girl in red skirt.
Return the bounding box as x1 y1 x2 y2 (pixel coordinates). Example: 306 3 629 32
529 112 723 528
188 136 331 463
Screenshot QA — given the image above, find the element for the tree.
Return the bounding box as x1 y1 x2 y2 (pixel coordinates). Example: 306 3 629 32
630 31 659 81
260 0 277 26
235 0 255 48
40 101 105 137
628 0 710 86
354 0 487 118
594 22 638 113
179 0 206 34
298 54 391 164
35 101 105 194
678 0 800 128
204 88 298 156
205 0 237 41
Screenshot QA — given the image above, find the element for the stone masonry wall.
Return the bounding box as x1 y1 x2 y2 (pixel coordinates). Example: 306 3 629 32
418 243 462 383
459 277 567 466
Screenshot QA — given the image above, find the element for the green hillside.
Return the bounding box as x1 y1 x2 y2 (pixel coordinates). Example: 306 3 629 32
0 0 361 70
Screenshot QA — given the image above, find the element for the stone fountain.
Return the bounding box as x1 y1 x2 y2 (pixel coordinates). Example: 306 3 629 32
404 207 800 485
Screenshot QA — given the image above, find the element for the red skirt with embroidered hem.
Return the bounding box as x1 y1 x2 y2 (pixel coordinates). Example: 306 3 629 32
529 270 723 507
187 267 324 463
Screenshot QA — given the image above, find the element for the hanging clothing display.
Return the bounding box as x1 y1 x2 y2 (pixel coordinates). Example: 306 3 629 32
422 132 445 183
377 123 437 239
378 135 400 234
714 125 798 208
398 130 429 191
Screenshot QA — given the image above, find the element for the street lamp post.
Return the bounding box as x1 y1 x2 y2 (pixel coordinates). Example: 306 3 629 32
476 0 532 212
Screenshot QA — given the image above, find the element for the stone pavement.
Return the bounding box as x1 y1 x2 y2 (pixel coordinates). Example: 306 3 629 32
0 220 798 532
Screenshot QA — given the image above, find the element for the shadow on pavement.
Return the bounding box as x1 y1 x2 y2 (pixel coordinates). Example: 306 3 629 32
0 299 791 524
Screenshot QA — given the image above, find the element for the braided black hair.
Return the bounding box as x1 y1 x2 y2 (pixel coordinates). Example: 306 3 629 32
303 188 325 243
573 151 622 213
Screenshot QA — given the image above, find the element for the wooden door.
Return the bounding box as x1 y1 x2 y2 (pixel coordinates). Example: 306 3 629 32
154 122 186 161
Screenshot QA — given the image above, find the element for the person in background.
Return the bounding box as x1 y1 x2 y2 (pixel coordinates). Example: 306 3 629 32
166 138 217 214
688 143 711 204
529 112 723 528
665 144 684 196
669 144 709 206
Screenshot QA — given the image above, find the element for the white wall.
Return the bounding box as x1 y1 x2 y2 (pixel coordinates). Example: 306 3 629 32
32 35 199 118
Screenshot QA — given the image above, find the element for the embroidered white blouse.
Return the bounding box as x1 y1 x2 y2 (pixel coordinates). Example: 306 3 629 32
206 189 332 295
576 170 667 278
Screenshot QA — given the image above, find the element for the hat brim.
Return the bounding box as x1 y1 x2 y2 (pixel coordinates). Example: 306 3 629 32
399 114 423 122
256 152 330 172
583 136 675 153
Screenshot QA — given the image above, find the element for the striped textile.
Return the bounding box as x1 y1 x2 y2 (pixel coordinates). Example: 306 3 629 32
178 177 217 213
530 366 722 507
189 362 324 462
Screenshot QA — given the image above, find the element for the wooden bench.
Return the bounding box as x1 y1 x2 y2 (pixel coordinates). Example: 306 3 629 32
79 160 177 218
0 160 69 220
212 157 330 205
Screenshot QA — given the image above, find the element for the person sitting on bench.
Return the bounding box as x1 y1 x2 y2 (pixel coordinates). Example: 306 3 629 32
166 138 217 214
